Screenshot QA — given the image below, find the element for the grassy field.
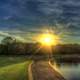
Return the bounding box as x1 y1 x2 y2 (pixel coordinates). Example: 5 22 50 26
0 56 31 80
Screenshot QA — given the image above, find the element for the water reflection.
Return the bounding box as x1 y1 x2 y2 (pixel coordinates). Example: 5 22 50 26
53 62 80 80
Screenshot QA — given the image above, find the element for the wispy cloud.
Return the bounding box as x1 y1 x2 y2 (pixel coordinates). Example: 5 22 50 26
0 31 26 42
0 0 79 43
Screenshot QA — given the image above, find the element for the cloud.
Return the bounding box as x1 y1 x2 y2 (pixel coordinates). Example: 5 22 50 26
0 0 80 43
0 31 26 42
0 0 80 28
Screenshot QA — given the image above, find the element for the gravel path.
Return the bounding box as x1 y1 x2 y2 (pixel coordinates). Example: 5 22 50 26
31 61 65 80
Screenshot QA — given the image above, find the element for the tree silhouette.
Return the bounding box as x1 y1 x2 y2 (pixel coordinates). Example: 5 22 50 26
1 36 16 54
2 36 16 45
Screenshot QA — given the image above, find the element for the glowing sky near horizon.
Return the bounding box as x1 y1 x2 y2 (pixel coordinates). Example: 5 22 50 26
0 0 80 44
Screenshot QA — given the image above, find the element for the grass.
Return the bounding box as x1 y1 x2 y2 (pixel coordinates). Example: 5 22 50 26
0 56 31 80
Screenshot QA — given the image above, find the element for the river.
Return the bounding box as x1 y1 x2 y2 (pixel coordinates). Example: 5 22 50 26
54 62 80 80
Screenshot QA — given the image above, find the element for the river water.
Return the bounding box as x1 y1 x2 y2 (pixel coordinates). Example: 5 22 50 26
55 62 80 80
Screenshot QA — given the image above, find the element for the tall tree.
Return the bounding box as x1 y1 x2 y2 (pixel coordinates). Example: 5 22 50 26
1 36 16 54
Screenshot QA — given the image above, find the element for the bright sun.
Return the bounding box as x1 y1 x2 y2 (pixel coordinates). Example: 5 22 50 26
37 33 59 46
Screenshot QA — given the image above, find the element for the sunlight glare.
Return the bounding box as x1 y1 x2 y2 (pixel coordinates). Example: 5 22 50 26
37 33 59 46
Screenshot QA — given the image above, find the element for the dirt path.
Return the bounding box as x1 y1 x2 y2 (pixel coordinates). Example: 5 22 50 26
31 61 66 80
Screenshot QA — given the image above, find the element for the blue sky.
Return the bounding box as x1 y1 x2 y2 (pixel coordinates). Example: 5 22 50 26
0 0 80 43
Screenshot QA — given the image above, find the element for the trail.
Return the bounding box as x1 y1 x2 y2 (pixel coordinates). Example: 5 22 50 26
31 60 66 80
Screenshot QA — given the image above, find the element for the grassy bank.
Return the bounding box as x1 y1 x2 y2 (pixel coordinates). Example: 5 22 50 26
0 56 31 80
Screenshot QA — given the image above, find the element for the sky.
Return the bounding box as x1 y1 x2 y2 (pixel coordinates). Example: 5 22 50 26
0 0 80 44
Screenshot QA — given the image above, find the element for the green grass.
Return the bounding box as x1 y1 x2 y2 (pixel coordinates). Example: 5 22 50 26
0 56 31 80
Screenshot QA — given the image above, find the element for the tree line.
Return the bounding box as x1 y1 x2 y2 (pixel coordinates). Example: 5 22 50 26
0 36 80 55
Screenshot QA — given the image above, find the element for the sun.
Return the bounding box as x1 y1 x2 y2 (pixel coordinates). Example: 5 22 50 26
40 34 53 46
37 33 58 46
44 37 52 43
